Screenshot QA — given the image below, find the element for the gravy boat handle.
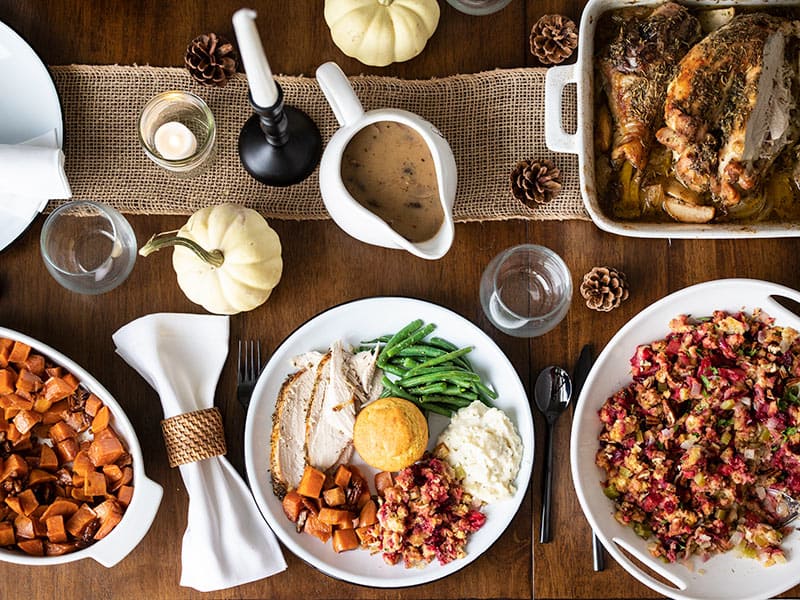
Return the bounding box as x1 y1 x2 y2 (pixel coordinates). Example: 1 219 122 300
316 61 365 127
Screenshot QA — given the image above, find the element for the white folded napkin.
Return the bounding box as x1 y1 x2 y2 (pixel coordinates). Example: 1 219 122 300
112 313 287 592
0 129 71 217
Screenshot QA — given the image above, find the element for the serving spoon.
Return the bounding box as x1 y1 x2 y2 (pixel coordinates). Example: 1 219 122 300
534 365 572 543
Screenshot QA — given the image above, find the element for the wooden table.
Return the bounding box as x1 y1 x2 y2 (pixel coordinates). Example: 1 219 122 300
0 1 799 598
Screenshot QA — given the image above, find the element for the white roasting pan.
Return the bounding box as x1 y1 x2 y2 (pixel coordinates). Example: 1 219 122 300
544 0 800 238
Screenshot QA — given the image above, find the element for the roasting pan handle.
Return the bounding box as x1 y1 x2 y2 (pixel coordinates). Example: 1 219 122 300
544 64 578 154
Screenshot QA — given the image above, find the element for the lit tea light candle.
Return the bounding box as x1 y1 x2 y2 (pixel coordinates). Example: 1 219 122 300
233 8 279 107
153 121 197 161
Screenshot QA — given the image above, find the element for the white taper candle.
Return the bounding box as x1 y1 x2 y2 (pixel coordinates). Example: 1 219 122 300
232 8 279 107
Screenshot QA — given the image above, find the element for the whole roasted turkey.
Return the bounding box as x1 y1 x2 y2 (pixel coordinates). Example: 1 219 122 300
656 13 800 208
598 2 702 170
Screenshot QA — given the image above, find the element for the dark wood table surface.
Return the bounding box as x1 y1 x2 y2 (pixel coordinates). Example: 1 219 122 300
1 1 799 598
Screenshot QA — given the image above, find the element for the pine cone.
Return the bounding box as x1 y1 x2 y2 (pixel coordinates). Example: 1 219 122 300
185 33 238 87
510 159 562 207
530 14 578 65
580 266 630 312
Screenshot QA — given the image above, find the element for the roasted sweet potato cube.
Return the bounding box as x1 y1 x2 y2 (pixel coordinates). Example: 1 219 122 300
36 396 57 417
0 370 17 395
84 394 103 417
13 409 42 435
303 512 332 543
39 444 59 471
84 471 107 497
40 498 79 521
87 427 124 466
62 373 79 391
110 466 132 492
42 377 74 406
7 341 30 365
102 464 123 483
0 521 15 546
355 525 374 545
282 491 305 522
0 339 13 368
15 369 42 393
65 504 97 538
22 354 46 377
332 528 359 553
116 485 134 508
17 539 43 556
374 471 394 496
71 473 84 488
70 487 92 502
356 490 371 510
15 489 38 517
323 486 346 507
93 498 123 540
44 366 62 379
358 499 377 528
0 453 28 482
296 465 325 498
45 515 68 543
4 495 22 515
56 438 79 463
28 469 57 487
14 514 36 539
49 420 77 443
317 507 353 527
44 541 77 556
60 409 89 434
333 465 352 489
91 406 110 433
72 450 95 477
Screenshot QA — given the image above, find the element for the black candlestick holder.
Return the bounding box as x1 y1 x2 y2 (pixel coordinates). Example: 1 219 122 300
238 82 322 187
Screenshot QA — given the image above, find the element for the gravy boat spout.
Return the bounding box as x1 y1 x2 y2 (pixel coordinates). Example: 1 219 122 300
316 62 456 260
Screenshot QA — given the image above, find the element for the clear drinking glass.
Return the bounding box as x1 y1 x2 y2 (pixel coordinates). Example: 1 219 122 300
138 90 216 176
40 201 137 294
480 244 572 337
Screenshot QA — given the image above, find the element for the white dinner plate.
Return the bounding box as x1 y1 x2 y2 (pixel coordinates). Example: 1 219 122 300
0 19 63 252
244 297 534 587
572 279 800 600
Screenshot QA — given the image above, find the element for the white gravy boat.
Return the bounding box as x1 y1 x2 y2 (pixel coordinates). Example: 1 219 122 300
316 62 457 260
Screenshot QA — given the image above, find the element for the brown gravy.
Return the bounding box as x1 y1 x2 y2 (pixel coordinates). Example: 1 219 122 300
341 121 443 243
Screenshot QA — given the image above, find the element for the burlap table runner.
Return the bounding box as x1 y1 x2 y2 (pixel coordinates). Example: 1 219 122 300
49 65 587 222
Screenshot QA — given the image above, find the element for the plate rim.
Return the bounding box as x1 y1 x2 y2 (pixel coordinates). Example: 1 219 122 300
571 278 800 600
0 18 65 253
243 295 534 588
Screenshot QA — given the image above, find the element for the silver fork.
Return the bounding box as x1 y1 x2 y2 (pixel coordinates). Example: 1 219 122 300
237 340 263 410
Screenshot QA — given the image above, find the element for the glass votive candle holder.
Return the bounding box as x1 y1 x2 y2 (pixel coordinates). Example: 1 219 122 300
479 244 572 337
138 90 216 176
41 201 137 295
446 0 513 15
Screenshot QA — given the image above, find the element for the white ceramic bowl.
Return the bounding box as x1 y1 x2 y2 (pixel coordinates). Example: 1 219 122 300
0 327 163 567
544 0 800 239
571 279 800 600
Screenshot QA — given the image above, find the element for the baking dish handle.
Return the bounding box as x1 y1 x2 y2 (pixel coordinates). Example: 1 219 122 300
544 64 578 154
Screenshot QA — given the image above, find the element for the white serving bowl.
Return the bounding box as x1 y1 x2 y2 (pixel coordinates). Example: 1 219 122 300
0 327 163 567
571 279 800 600
544 0 800 239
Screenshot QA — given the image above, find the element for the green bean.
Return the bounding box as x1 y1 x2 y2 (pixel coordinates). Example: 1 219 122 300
395 345 448 358
378 319 424 366
421 394 473 408
398 370 480 388
474 379 498 400
408 382 448 395
380 363 407 378
405 346 473 377
430 337 473 369
438 386 479 401
380 376 417 402
384 323 437 358
419 403 453 417
360 334 392 344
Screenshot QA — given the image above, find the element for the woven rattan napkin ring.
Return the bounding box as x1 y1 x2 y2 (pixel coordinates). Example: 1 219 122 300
161 407 227 468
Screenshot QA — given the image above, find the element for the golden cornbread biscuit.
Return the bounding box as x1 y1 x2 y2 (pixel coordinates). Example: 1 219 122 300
354 397 428 472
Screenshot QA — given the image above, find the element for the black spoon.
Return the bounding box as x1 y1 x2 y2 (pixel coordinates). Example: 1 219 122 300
534 365 572 544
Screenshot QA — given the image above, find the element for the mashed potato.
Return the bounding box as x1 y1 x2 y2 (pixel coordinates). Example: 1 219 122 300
437 401 522 504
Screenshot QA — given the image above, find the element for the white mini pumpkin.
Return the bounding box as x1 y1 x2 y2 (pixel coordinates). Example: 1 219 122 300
324 0 440 67
139 204 282 315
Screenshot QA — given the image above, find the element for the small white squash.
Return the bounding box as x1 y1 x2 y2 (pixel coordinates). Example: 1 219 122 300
139 204 282 315
324 0 440 67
